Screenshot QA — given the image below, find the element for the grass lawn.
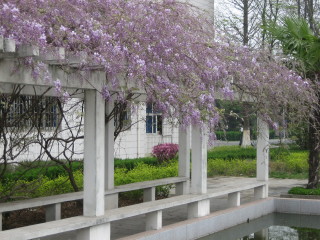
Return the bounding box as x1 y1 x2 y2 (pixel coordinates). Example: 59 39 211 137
207 145 308 179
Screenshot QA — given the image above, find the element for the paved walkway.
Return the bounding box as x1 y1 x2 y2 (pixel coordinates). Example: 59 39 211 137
43 177 306 240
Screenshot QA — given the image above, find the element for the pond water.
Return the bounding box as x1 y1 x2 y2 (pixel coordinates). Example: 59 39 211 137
198 213 320 240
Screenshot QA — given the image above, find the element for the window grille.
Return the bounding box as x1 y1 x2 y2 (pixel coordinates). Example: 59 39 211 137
0 95 60 130
146 103 162 134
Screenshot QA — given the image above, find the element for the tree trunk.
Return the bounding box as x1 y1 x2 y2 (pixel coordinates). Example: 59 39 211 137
307 95 320 189
241 116 251 147
297 0 301 17
307 123 320 188
243 0 249 45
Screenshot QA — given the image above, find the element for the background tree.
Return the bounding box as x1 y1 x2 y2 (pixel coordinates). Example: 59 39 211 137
267 17 320 188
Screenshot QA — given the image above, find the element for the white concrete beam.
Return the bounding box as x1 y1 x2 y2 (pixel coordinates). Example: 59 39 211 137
256 117 269 182
83 90 105 216
4 38 15 52
191 125 208 194
17 45 39 57
41 47 65 62
177 126 190 195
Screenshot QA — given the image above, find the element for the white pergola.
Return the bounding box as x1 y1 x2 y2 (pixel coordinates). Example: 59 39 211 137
0 37 269 239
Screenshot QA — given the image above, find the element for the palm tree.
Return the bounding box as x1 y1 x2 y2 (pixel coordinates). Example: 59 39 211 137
267 17 320 188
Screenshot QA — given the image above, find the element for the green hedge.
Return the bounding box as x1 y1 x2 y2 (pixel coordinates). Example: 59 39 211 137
114 157 158 170
0 161 178 201
288 187 320 195
2 161 83 182
207 158 256 177
207 146 256 160
1 157 159 183
215 130 277 141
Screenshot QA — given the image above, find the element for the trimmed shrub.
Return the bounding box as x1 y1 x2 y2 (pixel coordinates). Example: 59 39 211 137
2 161 83 182
152 143 179 163
288 187 320 195
207 159 256 177
114 161 178 200
114 157 158 170
215 130 277 141
207 146 256 160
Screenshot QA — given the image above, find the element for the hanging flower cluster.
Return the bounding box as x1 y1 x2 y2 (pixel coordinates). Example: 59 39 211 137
0 0 316 142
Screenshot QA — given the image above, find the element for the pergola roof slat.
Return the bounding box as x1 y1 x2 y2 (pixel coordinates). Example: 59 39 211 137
17 45 39 57
0 36 3 52
4 37 15 53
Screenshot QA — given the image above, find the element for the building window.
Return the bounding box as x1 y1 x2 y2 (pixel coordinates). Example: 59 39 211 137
146 103 162 134
0 95 60 129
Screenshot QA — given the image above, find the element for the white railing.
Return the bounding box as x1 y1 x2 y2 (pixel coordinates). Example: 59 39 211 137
0 181 267 239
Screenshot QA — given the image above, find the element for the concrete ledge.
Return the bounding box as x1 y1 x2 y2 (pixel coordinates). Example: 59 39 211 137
118 198 275 240
0 181 267 239
275 197 320 215
280 194 320 200
110 177 189 194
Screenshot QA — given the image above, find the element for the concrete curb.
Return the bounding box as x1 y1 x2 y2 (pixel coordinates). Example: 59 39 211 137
280 194 320 200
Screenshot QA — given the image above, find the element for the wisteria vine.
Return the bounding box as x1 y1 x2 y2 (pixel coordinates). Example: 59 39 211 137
0 0 316 142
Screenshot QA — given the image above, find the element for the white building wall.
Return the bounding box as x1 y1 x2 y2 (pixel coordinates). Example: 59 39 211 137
186 0 214 20
4 100 179 161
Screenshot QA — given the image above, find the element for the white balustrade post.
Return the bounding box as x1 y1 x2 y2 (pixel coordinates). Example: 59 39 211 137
228 192 240 207
191 125 208 194
77 223 111 240
188 200 210 219
83 89 105 217
256 117 269 197
144 187 156 202
254 185 267 200
146 211 162 230
105 98 118 210
176 125 190 195
45 203 61 221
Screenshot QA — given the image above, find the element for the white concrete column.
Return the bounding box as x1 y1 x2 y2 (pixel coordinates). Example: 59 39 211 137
146 211 162 230
228 192 240 207
0 212 2 231
77 223 110 240
256 117 269 182
144 187 156 202
188 199 210 219
45 203 61 221
83 90 105 216
191 125 207 194
177 125 190 195
105 99 118 210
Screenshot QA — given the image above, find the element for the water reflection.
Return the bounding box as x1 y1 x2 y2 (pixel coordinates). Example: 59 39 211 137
199 213 320 240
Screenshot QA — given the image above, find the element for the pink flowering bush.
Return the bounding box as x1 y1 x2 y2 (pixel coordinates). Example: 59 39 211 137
152 144 179 163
